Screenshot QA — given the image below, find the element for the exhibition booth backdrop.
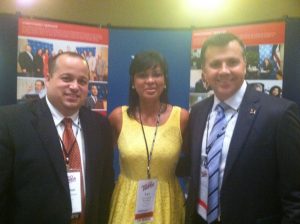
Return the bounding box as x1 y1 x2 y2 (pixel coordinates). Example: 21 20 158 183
282 18 300 104
1 14 300 185
0 14 18 106
1 14 300 110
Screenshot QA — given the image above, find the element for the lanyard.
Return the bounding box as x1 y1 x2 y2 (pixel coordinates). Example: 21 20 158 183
139 104 162 179
59 119 80 170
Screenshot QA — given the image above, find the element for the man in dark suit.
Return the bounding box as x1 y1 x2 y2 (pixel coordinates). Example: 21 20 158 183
0 52 114 224
185 33 300 224
86 84 104 110
18 44 34 76
33 48 44 77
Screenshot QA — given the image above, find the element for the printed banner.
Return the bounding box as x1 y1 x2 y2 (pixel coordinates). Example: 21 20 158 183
190 22 285 107
17 17 109 115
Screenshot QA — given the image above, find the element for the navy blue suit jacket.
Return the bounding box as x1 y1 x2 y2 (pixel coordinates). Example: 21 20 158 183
18 51 34 74
184 85 300 224
0 98 114 224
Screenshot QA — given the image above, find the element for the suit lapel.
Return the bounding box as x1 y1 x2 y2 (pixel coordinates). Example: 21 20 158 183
186 97 213 220
30 99 70 195
223 86 261 182
192 98 214 194
79 108 100 213
192 98 213 169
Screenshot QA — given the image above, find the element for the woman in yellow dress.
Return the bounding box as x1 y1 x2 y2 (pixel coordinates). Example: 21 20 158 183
108 51 189 224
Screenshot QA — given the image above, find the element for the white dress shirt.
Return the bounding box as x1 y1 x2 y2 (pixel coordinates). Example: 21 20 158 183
202 81 247 189
46 96 86 192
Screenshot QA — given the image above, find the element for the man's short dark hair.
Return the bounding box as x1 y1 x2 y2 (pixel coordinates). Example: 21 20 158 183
200 32 246 68
49 51 89 77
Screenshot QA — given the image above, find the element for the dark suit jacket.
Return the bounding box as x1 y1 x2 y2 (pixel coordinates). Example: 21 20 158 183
18 51 34 74
33 54 44 77
0 98 114 224
185 85 300 224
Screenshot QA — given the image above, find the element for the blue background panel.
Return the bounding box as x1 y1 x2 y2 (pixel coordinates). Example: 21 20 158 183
107 28 192 113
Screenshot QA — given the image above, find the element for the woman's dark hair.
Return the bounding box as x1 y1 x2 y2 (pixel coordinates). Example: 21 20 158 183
269 85 282 97
127 51 169 118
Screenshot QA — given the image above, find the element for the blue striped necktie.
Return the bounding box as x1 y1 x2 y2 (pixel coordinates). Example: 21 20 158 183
206 103 227 223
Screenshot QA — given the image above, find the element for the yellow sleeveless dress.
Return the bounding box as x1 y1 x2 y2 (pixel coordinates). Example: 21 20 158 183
109 106 185 224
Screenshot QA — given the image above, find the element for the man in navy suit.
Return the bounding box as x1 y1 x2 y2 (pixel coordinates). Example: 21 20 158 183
0 52 114 223
185 33 300 224
86 84 104 110
18 44 34 76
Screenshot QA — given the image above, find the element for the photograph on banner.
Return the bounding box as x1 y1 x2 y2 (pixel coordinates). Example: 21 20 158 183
190 22 285 107
85 81 108 116
17 77 46 102
16 17 109 115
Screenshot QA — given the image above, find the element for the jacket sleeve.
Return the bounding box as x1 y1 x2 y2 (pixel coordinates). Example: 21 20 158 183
0 109 13 223
277 103 300 223
176 123 191 177
99 117 115 224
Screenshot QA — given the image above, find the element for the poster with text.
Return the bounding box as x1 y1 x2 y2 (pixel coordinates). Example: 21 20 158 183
190 22 285 107
17 17 109 115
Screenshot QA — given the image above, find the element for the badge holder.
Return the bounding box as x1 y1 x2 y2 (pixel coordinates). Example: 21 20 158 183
198 164 208 220
134 179 158 223
67 169 82 214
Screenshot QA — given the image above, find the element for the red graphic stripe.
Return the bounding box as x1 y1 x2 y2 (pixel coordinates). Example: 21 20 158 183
198 198 208 210
135 212 153 219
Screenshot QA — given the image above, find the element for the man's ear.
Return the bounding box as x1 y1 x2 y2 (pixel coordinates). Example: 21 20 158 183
201 72 209 89
44 73 51 88
45 73 51 81
243 59 247 76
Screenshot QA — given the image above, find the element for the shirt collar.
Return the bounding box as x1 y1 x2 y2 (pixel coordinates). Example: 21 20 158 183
213 80 247 111
46 96 80 127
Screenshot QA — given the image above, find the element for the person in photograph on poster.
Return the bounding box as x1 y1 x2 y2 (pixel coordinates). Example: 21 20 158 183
87 51 96 81
33 48 44 77
18 44 34 76
23 79 46 99
184 32 300 224
191 49 201 69
195 79 209 93
86 84 105 110
195 72 211 93
260 57 274 79
269 85 282 97
249 82 265 93
95 53 107 81
245 46 259 80
246 64 259 79
42 48 50 77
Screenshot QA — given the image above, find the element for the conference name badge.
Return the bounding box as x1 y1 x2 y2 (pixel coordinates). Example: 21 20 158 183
67 171 82 214
198 165 208 220
134 179 158 223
